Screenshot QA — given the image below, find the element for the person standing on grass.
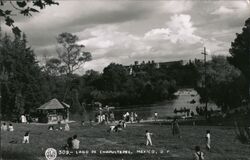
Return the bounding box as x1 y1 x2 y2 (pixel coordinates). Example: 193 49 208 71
1 123 7 131
154 112 158 121
72 135 80 149
205 130 211 151
20 114 27 123
130 112 134 123
171 118 181 138
23 131 30 144
193 146 204 160
145 130 153 146
110 112 115 123
65 123 70 131
134 112 138 122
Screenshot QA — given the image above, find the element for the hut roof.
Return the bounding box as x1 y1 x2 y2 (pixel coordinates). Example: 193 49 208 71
37 98 69 110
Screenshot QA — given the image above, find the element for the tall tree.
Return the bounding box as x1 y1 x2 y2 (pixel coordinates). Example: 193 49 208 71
51 32 92 113
0 33 46 117
56 32 92 76
102 63 128 92
197 56 243 112
228 17 250 100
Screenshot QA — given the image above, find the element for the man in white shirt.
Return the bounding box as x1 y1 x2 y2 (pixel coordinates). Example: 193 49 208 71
72 135 80 149
145 130 153 146
206 130 211 151
154 112 158 121
21 115 27 123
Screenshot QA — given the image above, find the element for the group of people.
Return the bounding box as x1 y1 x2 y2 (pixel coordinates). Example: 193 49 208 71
196 106 214 116
1 123 14 132
174 108 195 117
95 105 116 124
123 112 138 123
143 119 210 160
96 111 115 124
108 120 127 132
20 114 33 123
48 122 70 131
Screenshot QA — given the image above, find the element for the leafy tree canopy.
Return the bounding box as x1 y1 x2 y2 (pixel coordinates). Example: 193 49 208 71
0 0 59 36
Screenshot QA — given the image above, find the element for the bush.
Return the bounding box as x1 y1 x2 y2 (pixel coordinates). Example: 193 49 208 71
234 121 250 144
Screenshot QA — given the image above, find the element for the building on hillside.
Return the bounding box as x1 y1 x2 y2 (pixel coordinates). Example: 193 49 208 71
37 98 70 124
125 60 190 75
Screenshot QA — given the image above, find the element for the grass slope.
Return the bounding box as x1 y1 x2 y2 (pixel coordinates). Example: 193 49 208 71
1 122 250 160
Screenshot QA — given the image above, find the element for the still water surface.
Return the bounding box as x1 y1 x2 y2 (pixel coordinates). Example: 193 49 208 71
112 88 218 120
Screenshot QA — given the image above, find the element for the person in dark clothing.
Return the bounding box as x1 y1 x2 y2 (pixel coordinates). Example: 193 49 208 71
193 146 204 160
171 118 181 138
64 137 73 150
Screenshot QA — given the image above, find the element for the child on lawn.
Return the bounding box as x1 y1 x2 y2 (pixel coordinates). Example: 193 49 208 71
8 123 14 131
1 123 7 131
23 131 30 144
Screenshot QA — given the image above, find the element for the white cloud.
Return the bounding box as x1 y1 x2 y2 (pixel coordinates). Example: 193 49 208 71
145 14 202 44
74 15 205 72
161 1 193 13
144 28 171 40
77 25 149 60
212 6 234 15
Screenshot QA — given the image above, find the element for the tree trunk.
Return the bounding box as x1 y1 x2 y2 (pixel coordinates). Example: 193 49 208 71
249 82 250 102
0 83 2 120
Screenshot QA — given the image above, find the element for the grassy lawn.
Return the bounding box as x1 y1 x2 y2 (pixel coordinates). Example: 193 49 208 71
1 122 250 160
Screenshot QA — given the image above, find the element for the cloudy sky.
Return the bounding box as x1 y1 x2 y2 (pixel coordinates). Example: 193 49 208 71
1 0 250 73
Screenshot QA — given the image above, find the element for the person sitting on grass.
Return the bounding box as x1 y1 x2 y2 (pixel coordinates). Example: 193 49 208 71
108 122 122 132
205 130 211 151
64 137 73 150
145 130 153 146
193 146 204 160
72 135 80 149
48 125 54 131
108 125 116 132
8 123 14 132
22 131 30 144
65 123 70 131
1 123 7 131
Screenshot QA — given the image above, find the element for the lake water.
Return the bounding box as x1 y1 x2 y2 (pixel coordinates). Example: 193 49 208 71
112 88 219 120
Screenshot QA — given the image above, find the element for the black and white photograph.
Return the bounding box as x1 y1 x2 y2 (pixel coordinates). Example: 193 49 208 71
0 0 250 159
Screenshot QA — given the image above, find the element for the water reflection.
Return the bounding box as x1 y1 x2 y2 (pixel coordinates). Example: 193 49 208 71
113 88 219 120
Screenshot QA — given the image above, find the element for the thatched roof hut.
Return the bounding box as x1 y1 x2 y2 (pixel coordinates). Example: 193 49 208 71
37 98 70 123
